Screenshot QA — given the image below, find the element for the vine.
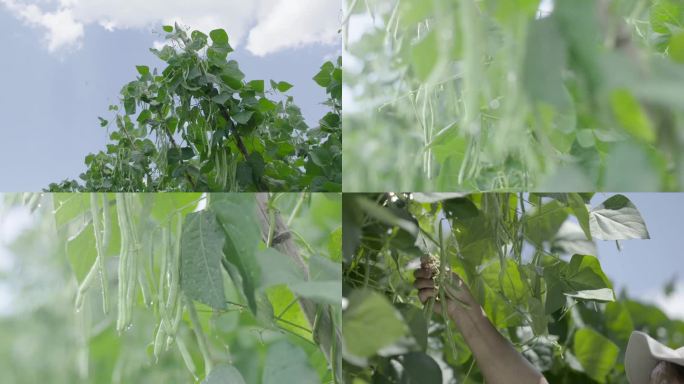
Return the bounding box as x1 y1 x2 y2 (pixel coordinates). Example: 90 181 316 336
3 192 342 383
342 192 684 383
47 24 341 192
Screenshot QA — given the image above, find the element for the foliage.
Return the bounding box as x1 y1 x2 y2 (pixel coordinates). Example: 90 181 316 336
342 192 684 383
343 0 684 191
0 192 342 383
47 25 341 192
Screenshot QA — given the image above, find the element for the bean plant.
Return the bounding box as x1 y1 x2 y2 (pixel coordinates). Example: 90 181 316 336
342 192 684 383
0 192 342 383
48 24 341 192
343 0 684 191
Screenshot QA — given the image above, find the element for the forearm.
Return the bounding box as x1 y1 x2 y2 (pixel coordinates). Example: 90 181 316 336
449 305 548 384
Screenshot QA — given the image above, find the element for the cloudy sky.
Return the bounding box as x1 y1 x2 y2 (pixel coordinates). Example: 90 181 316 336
0 0 340 190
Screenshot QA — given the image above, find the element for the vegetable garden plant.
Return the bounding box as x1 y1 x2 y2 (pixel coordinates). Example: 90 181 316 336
47 24 341 192
343 0 684 192
0 193 341 383
342 192 684 383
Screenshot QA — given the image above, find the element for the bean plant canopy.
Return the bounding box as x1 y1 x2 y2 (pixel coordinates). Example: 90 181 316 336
48 25 342 192
343 0 684 192
342 192 684 383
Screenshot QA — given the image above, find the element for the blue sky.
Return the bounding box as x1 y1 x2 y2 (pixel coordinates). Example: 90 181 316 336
0 0 339 190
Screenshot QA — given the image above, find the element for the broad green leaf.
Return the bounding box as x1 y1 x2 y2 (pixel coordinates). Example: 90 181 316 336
603 143 661 192
209 29 229 46
267 286 311 340
162 25 173 33
565 254 611 291
524 200 568 246
202 365 246 384
53 193 89 230
289 281 340 305
343 289 408 359
233 111 254 125
411 30 438 81
210 195 261 313
589 194 650 240
256 248 305 288
275 81 294 92
610 89 655 143
247 79 264 92
400 352 442 384
313 61 334 87
211 93 232 105
180 210 226 310
135 65 149 76
257 98 277 113
262 341 320 384
573 328 619 383
569 193 592 240
150 193 202 223
397 305 427 351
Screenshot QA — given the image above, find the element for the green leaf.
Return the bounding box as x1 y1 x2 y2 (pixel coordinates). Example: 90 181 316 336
202 365 246 384
256 98 277 113
211 93 232 105
565 254 612 291
400 352 442 384
135 65 149 76
180 210 227 310
275 81 294 92
289 281 340 305
210 29 229 47
573 328 619 383
411 30 438 81
525 200 569 246
66 223 97 283
569 193 592 240
262 341 320 384
210 194 261 314
162 25 173 33
313 61 334 87
233 111 254 125
343 289 408 359
589 195 650 240
256 248 305 288
124 97 136 115
247 80 264 93
610 89 655 143
53 193 89 230
220 62 244 90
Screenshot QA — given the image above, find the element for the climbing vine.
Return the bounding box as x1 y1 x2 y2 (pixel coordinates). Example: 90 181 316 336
47 25 341 192
1 192 341 383
342 192 684 383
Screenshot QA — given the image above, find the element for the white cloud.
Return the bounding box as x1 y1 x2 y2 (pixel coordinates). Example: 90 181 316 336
1 0 84 52
246 0 340 56
1 0 340 55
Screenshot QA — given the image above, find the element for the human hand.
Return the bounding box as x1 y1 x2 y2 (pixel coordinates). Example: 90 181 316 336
413 266 477 319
